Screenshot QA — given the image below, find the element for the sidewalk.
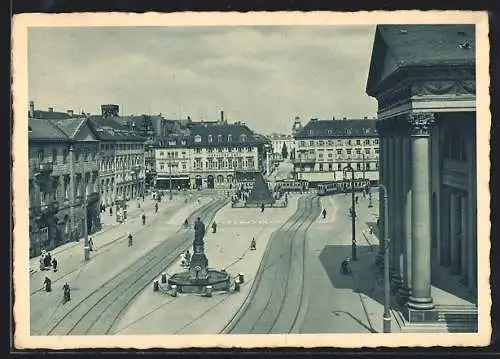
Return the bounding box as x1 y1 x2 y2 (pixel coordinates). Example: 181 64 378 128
112 196 299 335
29 193 196 294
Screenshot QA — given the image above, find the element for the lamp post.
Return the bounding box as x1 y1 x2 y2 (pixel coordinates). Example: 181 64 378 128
378 183 391 333
343 164 357 261
83 194 90 261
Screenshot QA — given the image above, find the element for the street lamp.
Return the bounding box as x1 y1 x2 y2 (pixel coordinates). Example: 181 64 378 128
343 164 357 261
378 184 391 333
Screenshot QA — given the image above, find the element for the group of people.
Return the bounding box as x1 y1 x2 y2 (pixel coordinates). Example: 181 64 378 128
39 250 57 272
180 250 191 267
43 277 71 303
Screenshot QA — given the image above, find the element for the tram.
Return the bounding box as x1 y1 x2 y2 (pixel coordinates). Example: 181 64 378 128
317 178 370 196
275 179 309 193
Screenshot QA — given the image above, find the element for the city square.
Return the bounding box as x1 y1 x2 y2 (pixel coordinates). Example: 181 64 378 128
13 16 489 348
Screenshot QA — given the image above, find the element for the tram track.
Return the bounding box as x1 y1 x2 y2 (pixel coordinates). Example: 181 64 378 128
30 195 207 296
44 197 229 336
222 194 321 334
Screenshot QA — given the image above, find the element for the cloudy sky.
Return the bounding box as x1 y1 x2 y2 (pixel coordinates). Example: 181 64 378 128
28 26 378 133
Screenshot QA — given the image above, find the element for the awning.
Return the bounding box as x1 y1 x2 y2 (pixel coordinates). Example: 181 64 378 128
156 176 190 180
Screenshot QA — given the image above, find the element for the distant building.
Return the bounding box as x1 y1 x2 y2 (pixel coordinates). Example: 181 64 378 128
269 133 294 162
293 118 379 185
154 116 270 190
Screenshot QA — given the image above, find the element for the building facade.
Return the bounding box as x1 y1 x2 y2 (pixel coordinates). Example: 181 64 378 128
293 118 380 185
366 25 477 322
154 121 269 190
89 112 147 206
28 116 101 257
269 133 294 162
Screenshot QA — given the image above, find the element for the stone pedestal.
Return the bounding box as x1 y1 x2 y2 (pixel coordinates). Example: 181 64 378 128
189 243 209 282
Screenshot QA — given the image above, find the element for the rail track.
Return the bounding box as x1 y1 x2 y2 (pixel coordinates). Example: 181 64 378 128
44 197 229 336
222 194 321 334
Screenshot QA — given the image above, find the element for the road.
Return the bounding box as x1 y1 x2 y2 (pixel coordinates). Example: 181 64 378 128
33 195 229 335
225 194 321 334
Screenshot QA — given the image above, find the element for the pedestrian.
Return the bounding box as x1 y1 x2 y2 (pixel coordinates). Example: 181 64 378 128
89 237 94 251
44 276 52 292
185 250 191 265
44 252 52 268
261 203 265 213
250 238 256 250
212 221 217 234
109 206 113 216
128 233 133 247
376 218 380 228
355 196 359 204
155 202 159 213
142 213 146 225
322 208 327 219
63 282 71 303
51 257 58 272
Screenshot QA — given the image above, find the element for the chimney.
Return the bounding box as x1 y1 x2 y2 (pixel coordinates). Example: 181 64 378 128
48 107 54 112
332 116 335 120
364 116 368 119
220 110 224 123
29 101 35 118
67 110 74 117
343 117 347 120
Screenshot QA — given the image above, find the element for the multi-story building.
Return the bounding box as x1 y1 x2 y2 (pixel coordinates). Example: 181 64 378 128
154 119 269 190
88 105 147 206
28 115 101 257
269 133 294 162
293 118 379 186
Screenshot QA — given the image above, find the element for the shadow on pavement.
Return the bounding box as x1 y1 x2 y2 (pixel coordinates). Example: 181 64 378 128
319 244 384 308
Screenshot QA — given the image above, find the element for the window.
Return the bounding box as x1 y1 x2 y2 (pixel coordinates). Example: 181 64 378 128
37 149 44 161
337 163 342 171
309 141 314 146
309 130 314 135
346 149 352 155
319 164 323 171
374 139 379 145
356 148 362 154
74 149 80 162
328 163 333 171
196 148 201 154
364 139 370 145
375 148 380 154
208 135 213 143
228 134 232 142
318 140 324 146
194 135 202 143
240 134 247 142
356 163 361 170
300 141 305 147
347 139 352 145
51 149 57 164
336 149 342 155
181 140 186 145
328 153 332 158
356 139 361 145
365 162 371 170
63 149 68 163
365 148 370 154
218 134 222 143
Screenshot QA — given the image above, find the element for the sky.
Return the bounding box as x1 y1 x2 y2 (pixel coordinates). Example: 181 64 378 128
28 26 378 134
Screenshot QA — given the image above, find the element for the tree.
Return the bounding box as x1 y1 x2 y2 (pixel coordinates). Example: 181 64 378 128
281 142 288 159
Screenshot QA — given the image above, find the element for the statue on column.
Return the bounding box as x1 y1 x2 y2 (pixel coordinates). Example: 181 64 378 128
190 217 209 281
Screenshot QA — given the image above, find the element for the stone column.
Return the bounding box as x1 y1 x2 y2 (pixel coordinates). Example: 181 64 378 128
406 112 437 322
376 120 386 267
460 195 468 284
450 192 461 275
387 126 397 281
440 186 451 266
399 130 412 303
393 124 405 298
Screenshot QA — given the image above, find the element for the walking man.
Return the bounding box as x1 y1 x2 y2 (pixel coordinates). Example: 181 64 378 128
155 202 159 213
142 213 146 225
63 282 71 302
261 203 265 213
212 221 217 234
128 233 133 247
322 208 327 219
51 257 58 272
44 276 52 292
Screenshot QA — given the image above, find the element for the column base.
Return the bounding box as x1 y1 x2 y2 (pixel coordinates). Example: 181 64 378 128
396 286 411 305
405 296 437 323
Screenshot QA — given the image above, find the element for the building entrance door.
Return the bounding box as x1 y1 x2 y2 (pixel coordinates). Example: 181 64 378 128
207 175 214 189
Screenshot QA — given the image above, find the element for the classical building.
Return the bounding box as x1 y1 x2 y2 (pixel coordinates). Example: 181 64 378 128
293 118 379 186
88 105 147 205
366 24 477 322
269 133 294 162
154 119 270 190
28 116 101 257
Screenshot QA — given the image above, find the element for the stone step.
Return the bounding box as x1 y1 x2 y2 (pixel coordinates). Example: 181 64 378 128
402 323 449 333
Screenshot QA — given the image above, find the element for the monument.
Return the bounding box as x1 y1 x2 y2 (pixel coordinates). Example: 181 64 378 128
167 217 231 294
245 172 276 206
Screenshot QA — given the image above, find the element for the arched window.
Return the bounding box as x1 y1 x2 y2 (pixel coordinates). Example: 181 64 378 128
208 134 213 143
218 134 222 143
442 129 467 161
240 134 247 142
228 134 232 142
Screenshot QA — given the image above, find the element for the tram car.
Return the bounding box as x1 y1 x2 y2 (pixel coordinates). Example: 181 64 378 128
317 178 370 196
275 179 309 193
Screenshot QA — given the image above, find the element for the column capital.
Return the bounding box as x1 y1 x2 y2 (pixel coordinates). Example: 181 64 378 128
407 112 436 137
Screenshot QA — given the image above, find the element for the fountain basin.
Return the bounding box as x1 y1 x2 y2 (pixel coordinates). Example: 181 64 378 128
167 269 231 294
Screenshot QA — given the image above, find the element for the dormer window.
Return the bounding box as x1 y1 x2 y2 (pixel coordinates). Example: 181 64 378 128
194 135 202 143
168 140 176 146
181 139 186 145
309 130 314 135
240 134 247 142
228 134 232 142
208 135 213 143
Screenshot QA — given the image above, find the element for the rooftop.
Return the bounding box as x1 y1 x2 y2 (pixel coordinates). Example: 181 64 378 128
294 118 378 139
29 118 69 142
88 116 147 142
